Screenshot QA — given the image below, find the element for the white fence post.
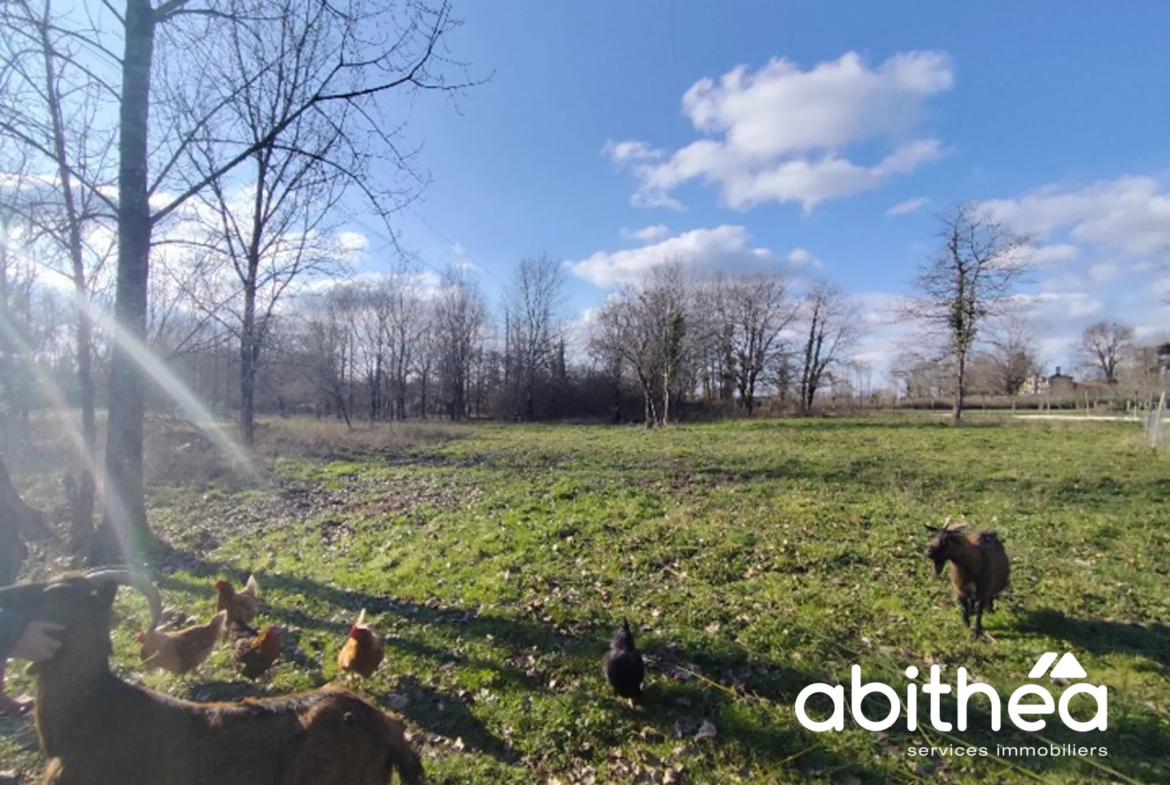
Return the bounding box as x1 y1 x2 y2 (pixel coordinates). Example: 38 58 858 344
1148 391 1167 449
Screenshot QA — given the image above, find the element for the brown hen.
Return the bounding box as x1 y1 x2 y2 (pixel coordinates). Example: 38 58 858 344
233 624 284 679
337 609 385 680
136 610 227 675
214 574 259 630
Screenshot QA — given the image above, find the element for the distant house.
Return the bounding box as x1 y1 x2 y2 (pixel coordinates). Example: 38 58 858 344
1047 366 1075 396
1016 373 1049 395
1142 343 1170 377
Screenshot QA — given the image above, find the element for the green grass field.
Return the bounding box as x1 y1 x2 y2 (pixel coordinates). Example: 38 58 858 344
3 417 1169 784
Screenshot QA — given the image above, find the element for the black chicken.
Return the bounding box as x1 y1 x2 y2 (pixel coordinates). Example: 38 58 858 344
602 619 645 706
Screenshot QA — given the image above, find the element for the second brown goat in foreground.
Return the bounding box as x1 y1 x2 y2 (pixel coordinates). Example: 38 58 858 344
925 518 1010 638
0 571 422 785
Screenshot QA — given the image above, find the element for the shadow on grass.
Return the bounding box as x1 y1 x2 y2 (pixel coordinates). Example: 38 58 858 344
137 551 1170 782
147 553 904 781
1015 609 1170 672
383 683 520 764
384 634 542 695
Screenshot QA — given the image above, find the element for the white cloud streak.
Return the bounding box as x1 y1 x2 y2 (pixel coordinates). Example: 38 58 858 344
605 51 954 212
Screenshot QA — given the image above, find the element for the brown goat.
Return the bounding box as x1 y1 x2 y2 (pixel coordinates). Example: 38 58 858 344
0 571 422 785
925 519 1010 638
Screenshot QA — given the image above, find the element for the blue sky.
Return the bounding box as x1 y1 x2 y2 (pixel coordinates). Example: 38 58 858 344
356 0 1170 377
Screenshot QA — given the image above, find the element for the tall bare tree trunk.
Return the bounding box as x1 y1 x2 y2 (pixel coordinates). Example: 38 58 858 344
39 13 98 550
239 284 259 446
953 353 966 425
662 375 670 426
639 374 656 429
420 367 429 419
94 0 155 564
239 183 264 447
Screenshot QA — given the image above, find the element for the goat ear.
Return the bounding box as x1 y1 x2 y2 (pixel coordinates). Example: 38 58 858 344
924 525 940 533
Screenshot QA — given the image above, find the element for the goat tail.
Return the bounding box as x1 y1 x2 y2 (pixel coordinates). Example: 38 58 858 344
381 711 423 784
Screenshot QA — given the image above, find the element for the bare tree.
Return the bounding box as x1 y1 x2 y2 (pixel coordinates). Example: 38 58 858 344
301 285 356 427
644 263 689 426
433 264 486 420
0 195 40 448
688 277 734 404
355 281 391 422
591 291 658 426
0 1 123 547
985 309 1042 395
187 161 345 445
503 254 566 421
720 272 794 415
385 263 428 420
0 0 473 559
180 0 395 445
589 262 689 427
797 280 859 413
1078 320 1134 383
902 203 1033 423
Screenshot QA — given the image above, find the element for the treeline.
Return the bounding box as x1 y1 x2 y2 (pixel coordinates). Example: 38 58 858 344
4 234 1167 452
0 250 870 435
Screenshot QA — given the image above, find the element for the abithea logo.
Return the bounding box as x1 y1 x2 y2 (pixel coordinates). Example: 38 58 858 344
795 652 1107 733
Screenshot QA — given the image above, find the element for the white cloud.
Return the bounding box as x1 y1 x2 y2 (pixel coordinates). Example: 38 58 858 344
981 176 1170 256
991 243 1080 275
609 51 953 211
1134 324 1170 342
832 291 918 380
602 140 665 164
1027 244 1080 266
1007 291 1105 331
1088 262 1121 284
297 268 442 302
336 231 369 256
786 248 824 268
568 225 794 287
630 188 686 212
620 224 671 242
887 196 930 216
976 176 1170 341
717 141 943 213
1061 294 1105 318
446 242 480 272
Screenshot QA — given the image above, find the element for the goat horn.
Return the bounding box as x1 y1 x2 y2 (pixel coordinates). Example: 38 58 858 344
84 569 163 628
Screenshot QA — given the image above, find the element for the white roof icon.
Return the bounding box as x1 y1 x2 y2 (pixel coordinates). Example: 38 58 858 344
1048 652 1087 679
1028 652 1087 679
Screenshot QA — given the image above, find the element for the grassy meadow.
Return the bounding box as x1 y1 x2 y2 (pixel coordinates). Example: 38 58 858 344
2 415 1169 784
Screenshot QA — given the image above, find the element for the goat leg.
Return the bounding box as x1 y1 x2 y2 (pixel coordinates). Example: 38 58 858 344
972 601 985 638
959 598 971 627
